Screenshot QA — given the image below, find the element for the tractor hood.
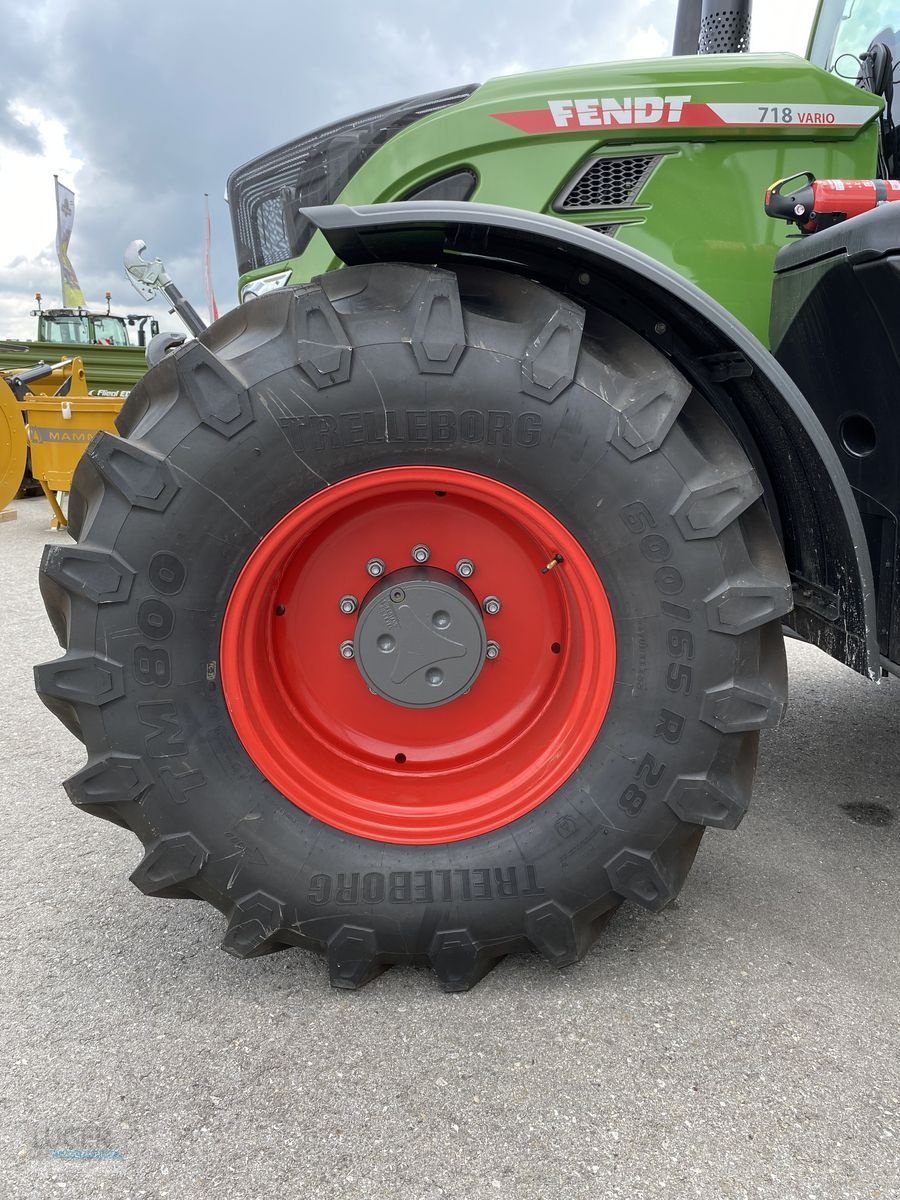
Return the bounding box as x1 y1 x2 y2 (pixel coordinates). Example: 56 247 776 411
231 51 881 345
230 53 879 280
477 52 880 138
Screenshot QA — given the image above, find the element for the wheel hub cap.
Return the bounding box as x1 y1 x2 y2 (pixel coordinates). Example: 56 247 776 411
355 568 486 708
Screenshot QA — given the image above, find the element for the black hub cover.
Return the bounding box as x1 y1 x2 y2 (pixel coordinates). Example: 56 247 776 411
354 568 487 708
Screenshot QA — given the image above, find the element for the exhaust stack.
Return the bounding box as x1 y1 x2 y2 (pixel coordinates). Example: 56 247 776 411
672 0 752 54
672 0 702 55
698 0 752 53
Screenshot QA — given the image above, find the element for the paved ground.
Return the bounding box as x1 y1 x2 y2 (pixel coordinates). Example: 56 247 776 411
1 494 898 1200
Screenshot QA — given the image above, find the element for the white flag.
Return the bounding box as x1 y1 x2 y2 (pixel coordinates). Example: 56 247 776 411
55 177 86 308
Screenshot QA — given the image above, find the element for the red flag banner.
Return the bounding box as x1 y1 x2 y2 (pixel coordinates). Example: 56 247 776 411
203 193 219 323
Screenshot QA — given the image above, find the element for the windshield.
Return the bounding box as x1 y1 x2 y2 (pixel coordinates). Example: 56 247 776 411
810 0 900 73
41 315 90 344
91 316 129 346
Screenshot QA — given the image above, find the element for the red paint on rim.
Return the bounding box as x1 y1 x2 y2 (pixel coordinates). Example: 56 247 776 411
219 467 616 844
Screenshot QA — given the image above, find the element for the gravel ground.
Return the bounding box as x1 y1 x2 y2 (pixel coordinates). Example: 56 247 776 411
1 494 898 1200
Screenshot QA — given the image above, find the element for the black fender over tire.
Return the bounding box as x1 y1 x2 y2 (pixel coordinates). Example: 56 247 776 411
35 262 790 991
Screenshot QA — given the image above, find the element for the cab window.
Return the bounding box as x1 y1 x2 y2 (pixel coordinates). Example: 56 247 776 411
91 317 129 346
812 0 899 74
830 0 899 71
41 316 90 344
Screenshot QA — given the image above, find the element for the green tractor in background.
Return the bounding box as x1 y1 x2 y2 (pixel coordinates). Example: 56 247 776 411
32 297 158 351
36 0 900 990
0 295 159 397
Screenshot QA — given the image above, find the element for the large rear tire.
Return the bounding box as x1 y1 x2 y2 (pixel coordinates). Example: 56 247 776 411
36 263 790 990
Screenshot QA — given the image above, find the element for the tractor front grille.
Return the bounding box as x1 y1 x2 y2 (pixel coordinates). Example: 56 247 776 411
555 154 662 211
227 84 477 275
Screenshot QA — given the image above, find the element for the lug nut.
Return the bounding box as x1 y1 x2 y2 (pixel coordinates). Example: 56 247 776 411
455 558 475 579
339 640 355 660
485 640 501 660
411 543 431 564
483 596 501 616
339 595 358 615
366 558 385 577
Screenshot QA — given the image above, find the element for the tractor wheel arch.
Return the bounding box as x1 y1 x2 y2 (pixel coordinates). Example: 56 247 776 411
304 201 878 679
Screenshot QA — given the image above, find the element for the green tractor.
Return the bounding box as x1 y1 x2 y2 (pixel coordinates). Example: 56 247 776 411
33 296 159 350
0 294 160 397
36 0 899 989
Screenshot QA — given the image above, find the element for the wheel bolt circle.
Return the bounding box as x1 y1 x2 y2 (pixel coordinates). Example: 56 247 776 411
339 640 355 660
339 595 358 615
486 640 501 660
483 595 501 615
366 558 386 577
411 543 431 564
455 558 475 579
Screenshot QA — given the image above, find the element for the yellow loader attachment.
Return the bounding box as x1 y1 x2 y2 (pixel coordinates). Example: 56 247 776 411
0 357 125 526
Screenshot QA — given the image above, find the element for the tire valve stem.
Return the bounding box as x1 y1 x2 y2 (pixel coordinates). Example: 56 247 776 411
541 553 564 574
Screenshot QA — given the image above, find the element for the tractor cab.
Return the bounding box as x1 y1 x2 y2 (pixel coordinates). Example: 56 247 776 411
32 292 160 348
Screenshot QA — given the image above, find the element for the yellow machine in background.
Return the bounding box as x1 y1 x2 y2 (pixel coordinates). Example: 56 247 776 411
0 357 124 526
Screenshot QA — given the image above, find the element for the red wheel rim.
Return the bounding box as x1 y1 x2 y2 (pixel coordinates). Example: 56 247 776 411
220 467 616 843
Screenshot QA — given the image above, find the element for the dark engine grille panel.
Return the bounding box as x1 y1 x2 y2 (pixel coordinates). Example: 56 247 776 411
227 84 477 275
555 154 662 211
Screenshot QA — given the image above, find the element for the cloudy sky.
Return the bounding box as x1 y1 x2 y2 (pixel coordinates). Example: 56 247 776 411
0 0 814 338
